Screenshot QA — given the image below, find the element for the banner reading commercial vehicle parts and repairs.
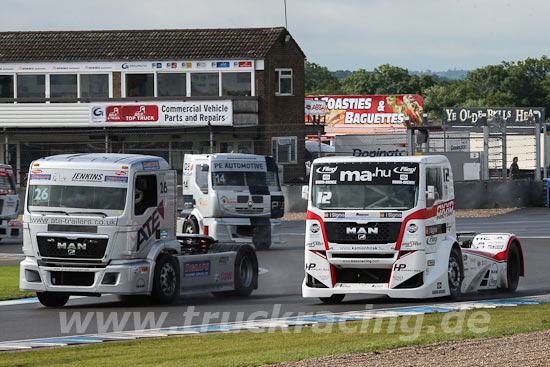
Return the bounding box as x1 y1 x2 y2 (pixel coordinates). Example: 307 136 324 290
89 101 233 127
306 95 424 134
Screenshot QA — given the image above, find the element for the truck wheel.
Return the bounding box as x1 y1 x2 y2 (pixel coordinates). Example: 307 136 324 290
37 292 69 307
448 247 463 298
254 241 271 251
183 217 199 234
212 245 258 297
151 254 180 304
504 243 521 292
319 294 345 304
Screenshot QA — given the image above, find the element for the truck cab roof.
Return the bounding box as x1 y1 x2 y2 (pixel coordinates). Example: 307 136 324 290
31 153 170 171
312 155 450 165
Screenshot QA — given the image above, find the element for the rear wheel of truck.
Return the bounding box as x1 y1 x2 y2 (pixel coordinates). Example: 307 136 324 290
212 245 258 297
183 217 199 234
319 294 345 304
448 247 463 298
37 292 69 307
503 243 521 292
151 254 180 304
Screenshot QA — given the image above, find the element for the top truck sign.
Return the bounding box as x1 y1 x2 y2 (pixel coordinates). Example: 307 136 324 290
90 101 233 127
442 107 545 126
306 95 424 134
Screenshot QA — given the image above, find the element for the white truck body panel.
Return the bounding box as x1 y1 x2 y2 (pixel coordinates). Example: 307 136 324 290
179 154 284 248
303 155 523 300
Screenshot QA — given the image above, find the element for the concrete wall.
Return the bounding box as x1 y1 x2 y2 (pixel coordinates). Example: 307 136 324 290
282 180 547 213
454 179 545 209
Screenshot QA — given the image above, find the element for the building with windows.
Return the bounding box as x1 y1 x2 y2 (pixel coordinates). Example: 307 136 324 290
0 27 306 184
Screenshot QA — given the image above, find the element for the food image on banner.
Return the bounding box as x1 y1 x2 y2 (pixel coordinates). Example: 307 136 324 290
306 95 424 134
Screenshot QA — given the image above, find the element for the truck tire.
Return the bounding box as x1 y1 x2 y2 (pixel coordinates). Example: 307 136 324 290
151 254 180 304
37 292 69 307
319 294 345 304
212 245 258 297
448 247 463 298
183 217 199 234
503 243 521 292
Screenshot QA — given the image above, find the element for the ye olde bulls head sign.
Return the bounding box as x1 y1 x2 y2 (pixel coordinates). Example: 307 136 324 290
443 107 545 126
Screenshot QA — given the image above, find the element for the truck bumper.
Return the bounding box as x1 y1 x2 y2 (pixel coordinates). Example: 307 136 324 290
204 217 284 244
20 257 153 295
302 278 443 299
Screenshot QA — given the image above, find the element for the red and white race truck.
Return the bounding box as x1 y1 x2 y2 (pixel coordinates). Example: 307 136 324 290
302 155 523 303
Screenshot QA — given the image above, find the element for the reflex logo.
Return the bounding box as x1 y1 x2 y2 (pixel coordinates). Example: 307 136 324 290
316 166 337 174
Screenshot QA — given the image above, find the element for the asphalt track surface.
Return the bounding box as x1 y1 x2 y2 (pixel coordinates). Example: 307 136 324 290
1 208 550 343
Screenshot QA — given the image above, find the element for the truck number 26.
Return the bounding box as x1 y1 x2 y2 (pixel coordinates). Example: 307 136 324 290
159 182 167 193
317 192 332 204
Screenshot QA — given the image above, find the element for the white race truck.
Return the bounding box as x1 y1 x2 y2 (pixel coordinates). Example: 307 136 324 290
303 155 524 303
179 154 284 250
0 164 21 241
20 154 258 307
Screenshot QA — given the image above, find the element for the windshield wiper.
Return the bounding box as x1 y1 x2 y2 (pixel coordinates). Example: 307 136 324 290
70 211 109 218
31 209 69 216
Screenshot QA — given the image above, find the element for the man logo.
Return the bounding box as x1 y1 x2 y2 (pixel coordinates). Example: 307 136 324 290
57 242 86 255
346 227 379 235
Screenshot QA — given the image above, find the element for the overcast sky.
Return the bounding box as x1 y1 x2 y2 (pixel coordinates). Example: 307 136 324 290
1 0 548 72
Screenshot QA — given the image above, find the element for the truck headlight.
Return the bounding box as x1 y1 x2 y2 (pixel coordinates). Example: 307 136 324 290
408 224 418 233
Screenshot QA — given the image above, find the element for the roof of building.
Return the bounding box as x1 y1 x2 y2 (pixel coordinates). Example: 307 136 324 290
0 27 302 62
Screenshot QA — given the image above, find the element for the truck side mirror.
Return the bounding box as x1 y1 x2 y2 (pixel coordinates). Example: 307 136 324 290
301 185 309 200
426 185 435 207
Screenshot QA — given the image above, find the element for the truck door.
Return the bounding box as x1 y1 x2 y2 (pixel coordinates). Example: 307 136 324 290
133 173 162 252
425 165 446 252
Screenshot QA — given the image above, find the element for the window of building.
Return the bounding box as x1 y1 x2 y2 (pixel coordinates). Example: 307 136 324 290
275 69 293 95
272 136 297 164
191 73 219 96
0 75 14 99
80 74 109 98
50 74 77 99
125 73 154 97
222 72 251 96
17 75 45 99
158 73 186 97
134 175 158 216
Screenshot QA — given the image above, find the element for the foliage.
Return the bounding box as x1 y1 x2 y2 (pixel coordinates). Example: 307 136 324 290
305 56 550 122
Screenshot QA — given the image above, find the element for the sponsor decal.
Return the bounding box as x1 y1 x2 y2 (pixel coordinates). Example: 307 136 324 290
313 162 419 186
306 241 325 248
220 272 232 281
426 223 446 236
8 220 21 227
212 161 266 171
105 176 129 183
427 259 436 267
30 174 51 180
380 212 402 218
214 62 230 68
393 263 407 271
136 278 145 288
184 260 211 277
31 168 43 174
316 166 338 174
115 171 127 176
401 241 421 248
72 173 104 182
136 201 165 250
346 226 379 235
436 201 455 218
91 106 105 122
305 263 316 270
238 61 252 68
324 212 345 218
219 256 230 264
142 160 160 170
57 241 86 256
160 230 168 239
310 223 321 233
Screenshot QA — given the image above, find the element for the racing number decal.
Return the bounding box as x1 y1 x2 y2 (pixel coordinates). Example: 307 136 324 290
33 187 49 201
317 192 332 204
159 181 168 194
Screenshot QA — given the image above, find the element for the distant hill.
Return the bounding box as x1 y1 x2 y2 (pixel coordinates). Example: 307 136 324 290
331 68 468 81
409 69 469 80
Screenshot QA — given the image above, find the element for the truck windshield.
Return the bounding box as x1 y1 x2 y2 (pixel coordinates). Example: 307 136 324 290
28 185 127 211
311 162 419 210
0 174 16 194
212 171 280 188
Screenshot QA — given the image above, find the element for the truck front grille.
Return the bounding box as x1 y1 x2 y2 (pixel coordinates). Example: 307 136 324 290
37 236 108 259
325 222 401 244
51 271 95 286
334 268 391 283
235 207 264 214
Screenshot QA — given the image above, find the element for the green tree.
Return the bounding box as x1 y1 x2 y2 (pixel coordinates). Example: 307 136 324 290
305 61 342 95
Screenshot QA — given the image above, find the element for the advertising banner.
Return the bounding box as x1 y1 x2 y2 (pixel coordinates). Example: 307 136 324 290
442 107 545 126
89 101 233 127
306 95 424 134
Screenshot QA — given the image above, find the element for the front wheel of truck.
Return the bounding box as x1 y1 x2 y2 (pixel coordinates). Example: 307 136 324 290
37 292 69 307
151 254 180 304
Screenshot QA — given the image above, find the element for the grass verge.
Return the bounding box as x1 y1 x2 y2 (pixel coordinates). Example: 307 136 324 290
2 303 550 366
0 265 34 301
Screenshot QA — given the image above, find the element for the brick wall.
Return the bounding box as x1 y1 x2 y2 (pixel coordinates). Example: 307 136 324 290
256 33 306 183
